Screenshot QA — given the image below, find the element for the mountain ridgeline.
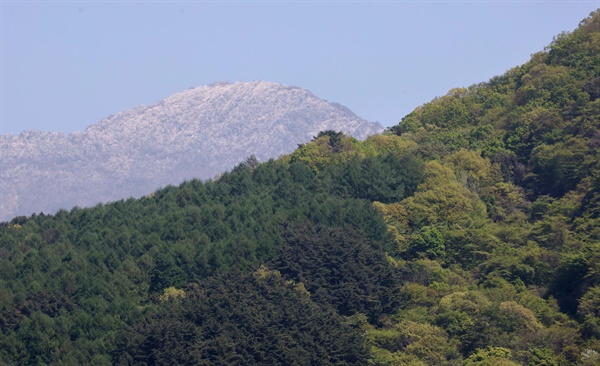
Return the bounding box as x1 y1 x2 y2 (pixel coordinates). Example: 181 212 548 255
0 81 383 222
1 10 600 366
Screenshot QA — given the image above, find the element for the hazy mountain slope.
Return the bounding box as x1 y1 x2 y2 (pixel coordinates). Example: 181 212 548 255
0 81 382 221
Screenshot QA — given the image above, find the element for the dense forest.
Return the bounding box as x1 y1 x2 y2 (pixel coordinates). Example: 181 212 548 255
1 10 599 365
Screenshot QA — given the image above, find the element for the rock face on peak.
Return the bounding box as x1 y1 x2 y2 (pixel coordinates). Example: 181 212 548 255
0 81 383 221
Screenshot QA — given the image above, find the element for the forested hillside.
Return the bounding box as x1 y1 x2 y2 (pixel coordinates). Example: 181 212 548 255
1 10 599 366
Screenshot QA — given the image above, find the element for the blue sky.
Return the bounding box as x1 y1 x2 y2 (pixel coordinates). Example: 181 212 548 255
2 1 599 135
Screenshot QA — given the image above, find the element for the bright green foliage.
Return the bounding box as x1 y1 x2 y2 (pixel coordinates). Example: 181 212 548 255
158 286 186 303
362 134 419 157
401 161 487 228
289 132 364 172
463 347 518 366
367 320 460 365
382 12 600 363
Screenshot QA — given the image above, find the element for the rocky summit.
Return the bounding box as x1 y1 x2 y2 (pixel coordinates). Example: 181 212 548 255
0 81 382 221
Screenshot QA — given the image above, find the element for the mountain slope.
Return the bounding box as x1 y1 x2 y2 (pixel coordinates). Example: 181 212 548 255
0 81 382 221
389 11 600 198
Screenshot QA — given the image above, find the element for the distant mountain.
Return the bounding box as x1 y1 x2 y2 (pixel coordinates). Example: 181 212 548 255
0 81 382 221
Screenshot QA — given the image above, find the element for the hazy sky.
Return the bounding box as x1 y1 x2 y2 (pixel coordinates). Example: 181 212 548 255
2 1 599 135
